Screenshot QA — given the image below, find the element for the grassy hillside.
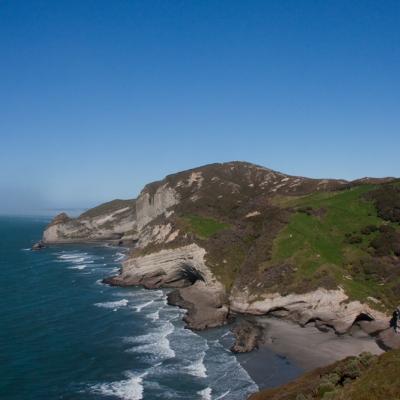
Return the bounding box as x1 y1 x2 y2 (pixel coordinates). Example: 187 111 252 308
162 181 400 308
248 349 400 400
260 183 400 310
80 199 136 219
132 162 399 310
183 214 229 239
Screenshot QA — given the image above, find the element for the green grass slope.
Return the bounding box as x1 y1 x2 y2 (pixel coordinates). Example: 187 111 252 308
264 183 400 310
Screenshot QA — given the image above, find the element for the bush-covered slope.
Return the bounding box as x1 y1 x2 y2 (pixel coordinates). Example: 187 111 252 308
120 163 399 310
44 162 400 312
161 178 400 311
263 183 400 310
248 349 400 400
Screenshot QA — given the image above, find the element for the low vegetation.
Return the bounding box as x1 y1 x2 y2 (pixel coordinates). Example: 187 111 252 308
183 214 229 238
249 349 400 400
80 199 136 219
265 184 400 310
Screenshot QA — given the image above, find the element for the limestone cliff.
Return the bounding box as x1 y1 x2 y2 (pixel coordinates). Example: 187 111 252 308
41 161 400 344
43 199 137 243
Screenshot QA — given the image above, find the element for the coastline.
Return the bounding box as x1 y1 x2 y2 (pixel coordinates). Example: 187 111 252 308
40 240 388 395
236 316 384 392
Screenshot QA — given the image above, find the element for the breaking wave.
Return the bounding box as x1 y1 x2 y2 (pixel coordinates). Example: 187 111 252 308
125 321 175 360
68 264 88 270
134 300 154 312
198 387 212 400
90 371 147 400
185 351 207 378
95 299 129 309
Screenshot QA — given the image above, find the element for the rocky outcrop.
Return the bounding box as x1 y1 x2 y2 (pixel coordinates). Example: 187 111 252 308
104 244 213 287
230 319 264 353
39 161 398 344
230 287 388 336
41 161 351 245
42 200 137 243
377 328 400 350
135 184 179 230
167 282 229 330
31 240 45 250
104 243 229 330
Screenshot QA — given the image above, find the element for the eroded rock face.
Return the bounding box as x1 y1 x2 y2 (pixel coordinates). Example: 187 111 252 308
377 328 400 350
105 244 214 287
135 184 179 230
104 243 229 329
42 161 349 244
230 287 388 335
31 240 45 250
42 200 137 243
230 319 264 353
39 161 396 338
167 282 229 330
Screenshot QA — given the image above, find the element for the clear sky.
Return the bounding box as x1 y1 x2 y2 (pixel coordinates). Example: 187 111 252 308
1 0 399 214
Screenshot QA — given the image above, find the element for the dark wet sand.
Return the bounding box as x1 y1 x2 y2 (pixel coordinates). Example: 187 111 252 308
238 317 383 390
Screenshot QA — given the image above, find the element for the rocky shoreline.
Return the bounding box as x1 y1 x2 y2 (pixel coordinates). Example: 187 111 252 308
41 237 400 354
37 161 400 398
101 245 399 352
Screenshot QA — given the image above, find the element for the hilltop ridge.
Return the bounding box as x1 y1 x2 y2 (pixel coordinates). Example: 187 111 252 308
41 161 400 348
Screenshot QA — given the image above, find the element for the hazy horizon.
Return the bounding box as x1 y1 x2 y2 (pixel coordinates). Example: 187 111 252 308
1 0 399 214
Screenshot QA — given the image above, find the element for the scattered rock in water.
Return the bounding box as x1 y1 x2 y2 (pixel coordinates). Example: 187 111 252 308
31 240 45 251
230 318 264 353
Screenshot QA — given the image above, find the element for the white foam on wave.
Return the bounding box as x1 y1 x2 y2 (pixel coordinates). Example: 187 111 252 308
134 300 154 312
90 371 147 400
59 253 87 260
205 339 259 399
57 252 96 266
198 387 212 400
185 351 207 378
68 264 88 270
21 248 31 251
214 390 231 399
116 289 164 300
125 321 175 360
146 310 160 322
95 299 129 309
115 252 126 262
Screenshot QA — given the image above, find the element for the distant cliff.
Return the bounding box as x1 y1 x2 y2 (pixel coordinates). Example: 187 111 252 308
42 161 400 346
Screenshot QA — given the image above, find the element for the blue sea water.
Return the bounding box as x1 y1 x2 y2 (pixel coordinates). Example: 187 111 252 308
0 216 299 400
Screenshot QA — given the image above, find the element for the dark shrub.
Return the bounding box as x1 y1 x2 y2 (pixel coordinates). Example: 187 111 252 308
371 225 400 256
345 234 363 244
361 225 378 235
365 185 400 223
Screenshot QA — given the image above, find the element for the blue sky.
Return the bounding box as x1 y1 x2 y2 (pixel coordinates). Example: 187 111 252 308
1 0 399 214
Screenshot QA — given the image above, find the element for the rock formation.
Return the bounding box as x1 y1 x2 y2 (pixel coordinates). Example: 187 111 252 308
41 161 400 346
230 318 264 353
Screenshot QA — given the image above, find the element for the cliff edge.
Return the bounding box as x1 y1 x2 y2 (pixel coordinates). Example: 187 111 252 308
42 161 400 347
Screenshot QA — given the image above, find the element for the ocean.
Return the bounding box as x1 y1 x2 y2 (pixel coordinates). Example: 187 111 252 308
0 216 300 400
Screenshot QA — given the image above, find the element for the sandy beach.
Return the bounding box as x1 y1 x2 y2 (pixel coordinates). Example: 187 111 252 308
238 316 384 390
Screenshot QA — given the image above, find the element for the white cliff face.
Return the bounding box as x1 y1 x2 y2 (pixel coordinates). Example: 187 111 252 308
136 184 179 230
108 243 228 330
118 244 220 288
42 181 180 243
40 162 394 337
42 205 137 243
230 287 388 334
137 223 180 248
